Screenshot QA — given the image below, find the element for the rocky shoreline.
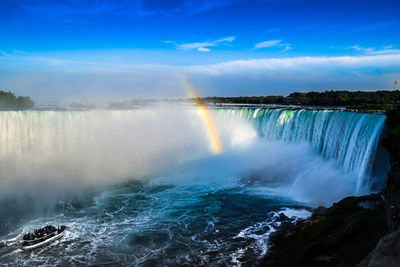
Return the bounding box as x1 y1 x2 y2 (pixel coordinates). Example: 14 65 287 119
260 195 388 266
260 106 400 267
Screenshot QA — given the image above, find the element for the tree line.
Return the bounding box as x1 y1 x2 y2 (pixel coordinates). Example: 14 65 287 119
200 90 400 110
0 90 34 108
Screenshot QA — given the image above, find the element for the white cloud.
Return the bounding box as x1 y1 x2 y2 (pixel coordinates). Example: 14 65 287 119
2 51 400 100
167 36 235 52
254 39 291 51
185 54 400 75
3 50 400 76
254 40 282 48
0 50 28 57
12 50 28 54
282 44 291 51
215 36 235 42
197 47 211 52
178 41 217 50
350 45 400 55
0 51 10 56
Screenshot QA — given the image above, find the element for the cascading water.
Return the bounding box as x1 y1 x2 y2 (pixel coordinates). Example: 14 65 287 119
0 105 388 266
219 108 386 193
0 108 224 192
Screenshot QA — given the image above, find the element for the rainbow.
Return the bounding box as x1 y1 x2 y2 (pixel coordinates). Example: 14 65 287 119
181 76 223 154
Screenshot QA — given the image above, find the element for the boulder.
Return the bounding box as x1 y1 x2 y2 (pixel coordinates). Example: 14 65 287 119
312 206 328 217
358 229 400 267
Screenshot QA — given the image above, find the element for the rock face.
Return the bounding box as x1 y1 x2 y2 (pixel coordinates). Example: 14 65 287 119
312 206 328 217
358 162 400 266
382 106 400 231
358 229 400 267
358 107 400 266
384 162 400 232
260 195 388 267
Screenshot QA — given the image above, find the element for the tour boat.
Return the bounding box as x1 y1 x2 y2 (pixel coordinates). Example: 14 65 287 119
21 225 66 250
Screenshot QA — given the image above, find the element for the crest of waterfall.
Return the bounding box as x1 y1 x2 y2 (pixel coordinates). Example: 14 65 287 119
218 108 386 193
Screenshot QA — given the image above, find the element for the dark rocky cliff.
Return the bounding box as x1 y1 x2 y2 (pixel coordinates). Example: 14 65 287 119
358 228 400 267
382 106 400 232
359 107 400 266
259 195 388 267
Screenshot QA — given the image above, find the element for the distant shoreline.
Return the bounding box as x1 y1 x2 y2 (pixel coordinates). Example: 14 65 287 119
0 103 386 115
0 90 34 109
92 90 400 112
3 89 399 112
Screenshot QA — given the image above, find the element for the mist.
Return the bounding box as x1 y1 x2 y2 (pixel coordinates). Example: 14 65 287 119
0 105 367 208
161 139 359 207
0 105 255 195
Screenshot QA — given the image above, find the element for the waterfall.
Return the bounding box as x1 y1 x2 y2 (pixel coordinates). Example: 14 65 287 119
0 107 386 195
0 108 221 191
218 108 386 192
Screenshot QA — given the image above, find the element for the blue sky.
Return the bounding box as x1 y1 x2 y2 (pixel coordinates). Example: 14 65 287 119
1 0 400 100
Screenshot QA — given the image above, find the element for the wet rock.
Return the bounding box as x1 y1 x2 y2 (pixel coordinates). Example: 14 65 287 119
312 206 328 217
358 200 379 210
260 195 388 266
278 212 290 222
384 161 400 232
254 226 270 235
267 231 280 240
358 229 400 267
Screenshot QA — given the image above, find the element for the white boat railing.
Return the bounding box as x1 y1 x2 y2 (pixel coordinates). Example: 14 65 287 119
22 230 58 244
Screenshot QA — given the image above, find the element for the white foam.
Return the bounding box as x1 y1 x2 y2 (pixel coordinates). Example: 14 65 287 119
230 208 311 265
280 208 312 221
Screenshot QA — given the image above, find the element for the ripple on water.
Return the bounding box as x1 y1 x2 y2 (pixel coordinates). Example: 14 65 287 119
0 181 310 266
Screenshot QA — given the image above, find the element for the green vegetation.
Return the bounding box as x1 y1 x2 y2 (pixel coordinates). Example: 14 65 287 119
0 91 34 108
202 95 285 105
287 90 400 107
346 103 391 111
201 90 400 110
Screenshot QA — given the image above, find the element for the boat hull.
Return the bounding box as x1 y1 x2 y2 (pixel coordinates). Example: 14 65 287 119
21 231 65 250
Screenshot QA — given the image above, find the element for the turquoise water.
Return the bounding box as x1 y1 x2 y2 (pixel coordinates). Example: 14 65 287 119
0 106 387 266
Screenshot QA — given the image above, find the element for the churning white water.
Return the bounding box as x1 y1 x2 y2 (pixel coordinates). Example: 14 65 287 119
0 105 386 205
